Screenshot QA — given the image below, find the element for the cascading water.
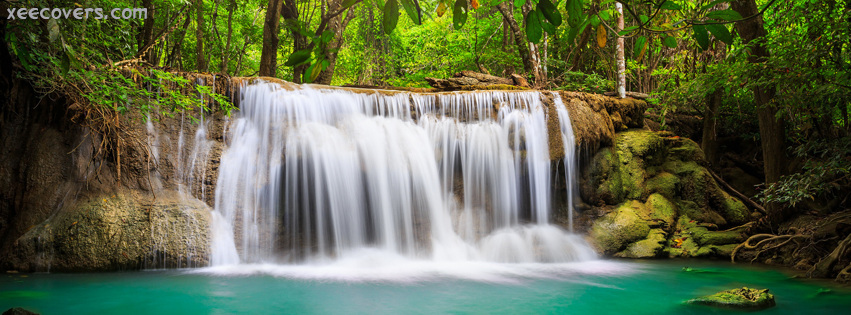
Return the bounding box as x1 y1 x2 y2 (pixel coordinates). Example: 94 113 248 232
210 81 596 268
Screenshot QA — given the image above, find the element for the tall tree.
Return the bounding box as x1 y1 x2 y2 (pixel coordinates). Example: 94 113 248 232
701 3 730 166
496 2 538 83
615 2 625 98
221 0 236 74
316 1 358 84
195 0 208 72
259 0 283 77
730 0 787 219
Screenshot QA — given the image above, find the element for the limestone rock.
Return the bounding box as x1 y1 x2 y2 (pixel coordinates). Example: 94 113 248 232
687 287 776 310
590 203 651 254
5 190 211 272
616 228 666 258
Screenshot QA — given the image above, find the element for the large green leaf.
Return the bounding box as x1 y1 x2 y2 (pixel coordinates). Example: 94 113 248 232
284 49 312 67
633 36 647 59
660 0 681 10
537 0 562 27
705 23 733 45
453 0 468 30
617 25 638 36
399 0 421 25
341 0 360 9
692 24 709 50
526 9 543 44
565 0 583 28
662 36 677 48
514 0 526 8
541 20 557 34
706 9 743 21
383 0 400 34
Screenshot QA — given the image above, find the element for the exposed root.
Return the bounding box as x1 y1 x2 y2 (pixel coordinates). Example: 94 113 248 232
732 233 811 263
721 221 755 232
808 233 851 278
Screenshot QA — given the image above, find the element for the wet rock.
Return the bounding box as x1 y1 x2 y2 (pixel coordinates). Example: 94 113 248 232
687 287 776 310
4 190 211 272
616 228 666 258
2 308 39 315
590 202 651 254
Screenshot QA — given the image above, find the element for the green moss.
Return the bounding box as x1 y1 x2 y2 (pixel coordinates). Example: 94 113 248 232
645 194 677 228
590 204 652 255
675 200 727 226
644 172 680 199
586 147 625 205
667 137 706 164
615 130 665 161
687 287 776 310
720 191 750 225
616 228 666 258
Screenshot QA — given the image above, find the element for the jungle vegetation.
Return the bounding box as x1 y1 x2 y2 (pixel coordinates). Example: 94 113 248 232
1 0 849 226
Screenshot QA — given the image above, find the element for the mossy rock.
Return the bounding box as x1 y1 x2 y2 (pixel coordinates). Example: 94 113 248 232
644 172 680 200
675 200 727 226
645 193 677 229
615 130 666 161
590 204 651 255
687 287 776 310
616 228 666 258
666 137 706 164
582 147 625 205
719 191 750 226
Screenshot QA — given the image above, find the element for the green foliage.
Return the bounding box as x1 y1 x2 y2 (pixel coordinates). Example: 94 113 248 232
759 139 851 206
554 72 614 94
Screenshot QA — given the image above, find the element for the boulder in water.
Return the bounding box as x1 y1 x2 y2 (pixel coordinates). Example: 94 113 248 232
687 287 776 310
2 308 39 315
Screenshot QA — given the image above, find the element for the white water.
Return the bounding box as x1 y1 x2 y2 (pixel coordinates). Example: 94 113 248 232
210 82 596 272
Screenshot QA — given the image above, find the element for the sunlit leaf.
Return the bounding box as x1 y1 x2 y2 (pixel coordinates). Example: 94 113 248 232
436 1 448 17
633 36 647 60
341 0 360 9
596 24 606 47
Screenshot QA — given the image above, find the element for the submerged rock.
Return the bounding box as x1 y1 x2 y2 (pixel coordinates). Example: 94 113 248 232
2 308 39 315
687 287 776 309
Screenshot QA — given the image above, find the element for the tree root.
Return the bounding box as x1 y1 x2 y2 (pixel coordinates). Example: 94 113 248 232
732 233 811 263
708 169 768 215
807 233 851 278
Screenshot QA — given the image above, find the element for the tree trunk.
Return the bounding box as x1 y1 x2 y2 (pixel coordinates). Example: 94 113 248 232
221 0 235 74
730 0 787 220
615 2 626 98
167 14 193 70
496 3 537 83
316 2 357 85
259 0 283 77
138 0 156 64
702 90 722 165
282 0 307 83
195 0 207 72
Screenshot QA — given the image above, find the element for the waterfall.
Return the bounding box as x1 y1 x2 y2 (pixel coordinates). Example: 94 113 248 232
210 81 596 266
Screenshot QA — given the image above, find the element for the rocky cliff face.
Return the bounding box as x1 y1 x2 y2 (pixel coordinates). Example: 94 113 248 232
0 76 228 272
576 130 755 258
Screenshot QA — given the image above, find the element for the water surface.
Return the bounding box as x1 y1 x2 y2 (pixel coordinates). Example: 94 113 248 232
2 259 849 314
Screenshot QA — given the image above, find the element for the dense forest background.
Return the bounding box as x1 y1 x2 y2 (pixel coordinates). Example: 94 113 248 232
0 0 849 225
